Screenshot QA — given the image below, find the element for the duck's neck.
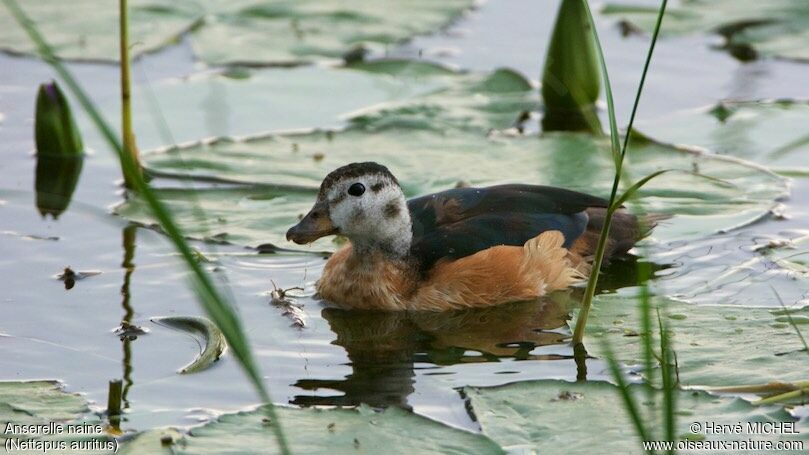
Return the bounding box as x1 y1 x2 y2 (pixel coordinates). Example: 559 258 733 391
349 216 413 261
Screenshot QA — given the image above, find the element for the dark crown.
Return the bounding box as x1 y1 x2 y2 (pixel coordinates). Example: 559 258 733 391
318 162 399 197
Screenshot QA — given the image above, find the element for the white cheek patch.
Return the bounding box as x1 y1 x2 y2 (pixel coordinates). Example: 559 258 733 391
324 177 411 248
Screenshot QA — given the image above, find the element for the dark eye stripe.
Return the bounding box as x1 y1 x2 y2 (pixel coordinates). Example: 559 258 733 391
348 182 365 197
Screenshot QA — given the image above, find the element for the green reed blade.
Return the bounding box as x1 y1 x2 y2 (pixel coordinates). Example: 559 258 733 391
1 0 290 452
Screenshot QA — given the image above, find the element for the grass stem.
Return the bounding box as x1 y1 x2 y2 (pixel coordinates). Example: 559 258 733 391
119 0 141 188
572 0 668 346
107 379 123 417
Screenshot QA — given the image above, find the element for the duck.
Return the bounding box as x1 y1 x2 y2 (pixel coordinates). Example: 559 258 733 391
286 162 653 312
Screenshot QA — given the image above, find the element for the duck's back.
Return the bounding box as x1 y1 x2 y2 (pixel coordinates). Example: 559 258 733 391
407 184 644 273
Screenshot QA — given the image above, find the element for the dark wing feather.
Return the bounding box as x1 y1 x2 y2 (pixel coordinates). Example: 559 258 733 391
408 184 607 272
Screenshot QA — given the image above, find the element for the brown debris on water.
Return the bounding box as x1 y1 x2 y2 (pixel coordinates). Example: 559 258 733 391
113 321 149 341
270 281 307 329
56 266 101 290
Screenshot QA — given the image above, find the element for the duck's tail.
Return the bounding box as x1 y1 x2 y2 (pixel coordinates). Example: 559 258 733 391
570 208 668 263
521 230 586 292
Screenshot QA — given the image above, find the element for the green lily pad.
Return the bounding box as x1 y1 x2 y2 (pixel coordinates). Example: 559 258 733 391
114 61 785 248
191 0 476 66
0 0 474 65
112 61 459 150
119 429 182 455
0 0 199 62
0 380 116 453
639 100 809 176
172 404 502 454
465 380 806 454
602 0 809 61
347 65 538 131
570 294 809 386
118 123 785 248
0 380 89 430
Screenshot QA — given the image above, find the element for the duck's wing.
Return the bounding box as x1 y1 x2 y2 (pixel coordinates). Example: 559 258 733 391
407 184 609 272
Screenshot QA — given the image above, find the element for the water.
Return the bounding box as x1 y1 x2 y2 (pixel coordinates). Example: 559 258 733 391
1 0 807 435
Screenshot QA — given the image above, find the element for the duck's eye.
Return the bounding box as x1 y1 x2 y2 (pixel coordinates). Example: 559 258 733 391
347 183 365 197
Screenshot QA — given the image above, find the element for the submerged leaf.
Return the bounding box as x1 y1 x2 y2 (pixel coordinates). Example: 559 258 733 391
151 316 228 374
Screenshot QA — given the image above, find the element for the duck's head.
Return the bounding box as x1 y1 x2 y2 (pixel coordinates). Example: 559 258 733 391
286 162 412 257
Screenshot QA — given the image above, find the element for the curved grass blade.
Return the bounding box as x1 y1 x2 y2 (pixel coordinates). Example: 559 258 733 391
771 286 809 356
0 1 290 453
152 316 228 374
601 338 655 451
657 309 676 452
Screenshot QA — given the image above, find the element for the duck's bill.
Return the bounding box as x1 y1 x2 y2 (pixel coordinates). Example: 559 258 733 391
286 201 337 244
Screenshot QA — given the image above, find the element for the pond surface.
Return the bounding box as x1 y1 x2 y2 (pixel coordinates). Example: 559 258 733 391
1 0 807 438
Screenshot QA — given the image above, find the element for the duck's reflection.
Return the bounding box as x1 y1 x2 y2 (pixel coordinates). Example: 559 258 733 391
291 294 574 409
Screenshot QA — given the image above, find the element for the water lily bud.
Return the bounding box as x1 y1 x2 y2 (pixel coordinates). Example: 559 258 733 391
35 80 83 156
541 0 602 132
34 80 84 218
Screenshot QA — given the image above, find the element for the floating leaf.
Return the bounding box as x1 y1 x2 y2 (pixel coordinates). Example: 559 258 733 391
602 0 809 61
115 61 458 150
347 64 537 132
174 404 502 454
118 125 785 248
0 380 88 429
191 0 476 66
570 294 809 386
151 316 228 374
0 381 121 453
638 100 809 176
114 61 784 248
119 429 182 455
0 0 474 65
0 0 200 61
465 380 807 454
